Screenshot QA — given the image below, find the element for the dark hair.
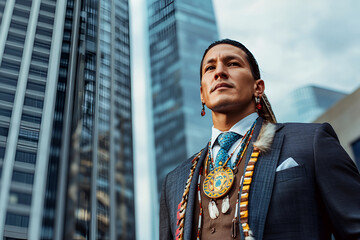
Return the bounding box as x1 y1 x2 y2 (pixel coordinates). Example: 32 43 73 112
199 39 277 123
200 39 261 83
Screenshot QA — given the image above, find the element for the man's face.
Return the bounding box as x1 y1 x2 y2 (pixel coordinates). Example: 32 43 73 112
200 44 260 114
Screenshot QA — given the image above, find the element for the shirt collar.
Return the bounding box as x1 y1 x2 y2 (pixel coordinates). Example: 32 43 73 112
210 112 259 148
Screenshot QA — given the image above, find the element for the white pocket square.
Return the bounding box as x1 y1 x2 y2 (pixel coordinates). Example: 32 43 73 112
276 157 299 172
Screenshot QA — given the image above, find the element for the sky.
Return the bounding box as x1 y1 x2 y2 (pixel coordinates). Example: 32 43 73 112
130 0 360 239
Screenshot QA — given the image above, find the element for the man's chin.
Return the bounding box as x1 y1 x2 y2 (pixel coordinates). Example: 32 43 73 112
210 103 240 114
209 100 253 114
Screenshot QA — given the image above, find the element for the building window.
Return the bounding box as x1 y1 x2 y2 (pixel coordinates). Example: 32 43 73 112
0 92 15 102
24 96 44 109
7 32 26 45
59 68 67 78
12 170 34 184
18 128 39 143
15 0 32 7
32 52 49 65
38 13 54 25
36 27 53 38
1 60 21 72
29 67 48 79
9 191 32 205
5 212 29 228
21 113 42 124
27 81 46 92
0 146 5 159
15 150 36 164
4 45 24 58
40 3 56 14
0 108 12 118
0 126 9 137
9 21 28 32
0 73 18 87
12 7 30 19
34 39 51 50
352 138 360 171
0 2 4 14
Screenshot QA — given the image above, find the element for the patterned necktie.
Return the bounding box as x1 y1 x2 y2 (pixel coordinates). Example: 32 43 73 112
215 132 241 168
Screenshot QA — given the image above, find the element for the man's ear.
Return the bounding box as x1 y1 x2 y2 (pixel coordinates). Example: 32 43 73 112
254 79 265 98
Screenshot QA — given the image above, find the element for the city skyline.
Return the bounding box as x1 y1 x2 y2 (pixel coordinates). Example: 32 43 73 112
0 0 135 239
274 85 347 123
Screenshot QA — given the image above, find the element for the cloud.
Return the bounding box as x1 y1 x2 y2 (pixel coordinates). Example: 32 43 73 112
213 0 360 105
310 1 360 54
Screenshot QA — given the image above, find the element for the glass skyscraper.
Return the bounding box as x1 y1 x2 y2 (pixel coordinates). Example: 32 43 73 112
274 85 347 123
0 0 135 239
147 0 219 194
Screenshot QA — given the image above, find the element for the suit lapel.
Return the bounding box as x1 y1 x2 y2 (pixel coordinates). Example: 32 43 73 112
183 144 208 240
240 119 285 240
181 118 284 240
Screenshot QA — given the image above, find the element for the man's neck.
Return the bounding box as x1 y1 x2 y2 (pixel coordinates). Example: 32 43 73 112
212 110 256 131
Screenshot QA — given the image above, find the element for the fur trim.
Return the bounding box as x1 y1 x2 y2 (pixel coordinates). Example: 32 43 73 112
253 122 276 153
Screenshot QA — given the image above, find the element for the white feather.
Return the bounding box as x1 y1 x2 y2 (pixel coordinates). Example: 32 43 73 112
245 230 256 240
221 195 230 213
208 200 219 219
253 122 276 153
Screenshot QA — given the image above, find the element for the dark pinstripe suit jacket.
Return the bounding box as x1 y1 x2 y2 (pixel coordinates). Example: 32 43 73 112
160 118 360 240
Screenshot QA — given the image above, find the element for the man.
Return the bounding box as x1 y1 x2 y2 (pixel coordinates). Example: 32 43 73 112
160 39 360 240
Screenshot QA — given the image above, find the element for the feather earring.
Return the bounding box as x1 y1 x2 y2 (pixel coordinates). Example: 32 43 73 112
260 94 277 124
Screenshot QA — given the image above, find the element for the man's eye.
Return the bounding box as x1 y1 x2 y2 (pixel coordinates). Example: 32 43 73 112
228 62 240 66
205 66 215 72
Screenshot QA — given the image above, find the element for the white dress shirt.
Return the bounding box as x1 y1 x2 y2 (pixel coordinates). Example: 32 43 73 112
210 112 258 166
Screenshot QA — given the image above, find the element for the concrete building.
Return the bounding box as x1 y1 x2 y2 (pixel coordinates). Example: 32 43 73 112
314 87 360 170
0 0 135 239
147 0 219 195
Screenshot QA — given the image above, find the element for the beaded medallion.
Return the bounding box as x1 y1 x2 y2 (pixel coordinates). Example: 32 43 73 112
203 166 234 198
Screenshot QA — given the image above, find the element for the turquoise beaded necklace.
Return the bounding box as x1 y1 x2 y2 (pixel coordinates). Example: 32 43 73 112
206 119 257 173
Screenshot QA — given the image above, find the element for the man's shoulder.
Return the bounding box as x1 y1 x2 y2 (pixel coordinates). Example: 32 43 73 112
279 122 331 132
275 122 337 141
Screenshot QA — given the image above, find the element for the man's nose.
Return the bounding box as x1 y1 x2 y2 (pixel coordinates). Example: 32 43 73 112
214 63 228 80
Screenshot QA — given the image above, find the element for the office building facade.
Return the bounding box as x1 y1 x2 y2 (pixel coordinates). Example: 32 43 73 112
147 0 219 193
274 85 347 123
0 0 135 239
314 87 360 170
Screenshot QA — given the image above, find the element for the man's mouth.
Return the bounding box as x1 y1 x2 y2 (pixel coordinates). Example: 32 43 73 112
211 82 233 92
